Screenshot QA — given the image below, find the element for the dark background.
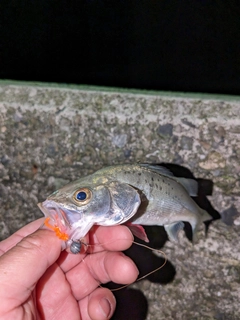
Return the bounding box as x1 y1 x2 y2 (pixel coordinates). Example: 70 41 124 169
1 1 240 95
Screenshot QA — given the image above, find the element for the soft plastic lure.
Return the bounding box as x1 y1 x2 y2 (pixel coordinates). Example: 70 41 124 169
44 216 86 253
44 217 69 241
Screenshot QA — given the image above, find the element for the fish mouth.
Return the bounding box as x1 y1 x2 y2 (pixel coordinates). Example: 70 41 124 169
38 200 94 243
38 200 71 233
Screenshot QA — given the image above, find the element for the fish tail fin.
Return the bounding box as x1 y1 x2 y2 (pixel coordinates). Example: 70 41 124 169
200 207 212 239
189 218 201 243
191 208 212 242
200 207 212 223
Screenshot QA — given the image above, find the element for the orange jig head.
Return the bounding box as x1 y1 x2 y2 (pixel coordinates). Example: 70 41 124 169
44 217 69 241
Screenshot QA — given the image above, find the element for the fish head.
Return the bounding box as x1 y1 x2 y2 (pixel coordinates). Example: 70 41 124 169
38 177 141 250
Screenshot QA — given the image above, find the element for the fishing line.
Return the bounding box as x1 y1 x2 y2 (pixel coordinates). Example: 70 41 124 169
109 241 167 292
80 239 167 292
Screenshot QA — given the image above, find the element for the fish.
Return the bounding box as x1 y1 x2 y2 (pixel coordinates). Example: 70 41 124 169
38 163 212 253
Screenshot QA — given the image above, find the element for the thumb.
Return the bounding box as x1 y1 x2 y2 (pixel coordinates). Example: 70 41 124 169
0 229 62 307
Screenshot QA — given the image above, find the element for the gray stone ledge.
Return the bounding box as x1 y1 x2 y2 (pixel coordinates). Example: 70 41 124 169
0 82 240 319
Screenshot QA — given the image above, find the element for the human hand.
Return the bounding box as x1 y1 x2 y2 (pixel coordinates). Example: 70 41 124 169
0 218 138 320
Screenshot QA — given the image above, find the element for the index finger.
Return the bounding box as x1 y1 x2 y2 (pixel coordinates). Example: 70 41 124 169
57 225 134 273
87 225 134 253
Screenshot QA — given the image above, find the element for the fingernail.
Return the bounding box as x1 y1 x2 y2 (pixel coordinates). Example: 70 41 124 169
99 298 111 318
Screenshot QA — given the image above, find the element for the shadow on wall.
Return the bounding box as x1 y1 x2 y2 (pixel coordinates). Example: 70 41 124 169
108 163 221 320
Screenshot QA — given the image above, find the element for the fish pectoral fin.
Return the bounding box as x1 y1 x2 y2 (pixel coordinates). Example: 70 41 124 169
164 221 185 242
126 223 149 242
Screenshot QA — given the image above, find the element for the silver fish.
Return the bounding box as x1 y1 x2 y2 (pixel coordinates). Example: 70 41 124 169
38 164 211 253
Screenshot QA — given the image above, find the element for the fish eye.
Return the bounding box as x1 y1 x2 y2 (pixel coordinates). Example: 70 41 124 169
73 188 92 205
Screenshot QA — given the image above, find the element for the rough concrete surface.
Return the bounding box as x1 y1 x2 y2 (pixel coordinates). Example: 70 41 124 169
0 83 240 319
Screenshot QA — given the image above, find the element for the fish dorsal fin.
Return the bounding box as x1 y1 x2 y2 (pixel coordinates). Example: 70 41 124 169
140 163 198 196
140 163 174 176
176 177 198 196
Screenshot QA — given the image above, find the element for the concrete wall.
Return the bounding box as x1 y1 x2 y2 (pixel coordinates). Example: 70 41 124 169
0 82 240 319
